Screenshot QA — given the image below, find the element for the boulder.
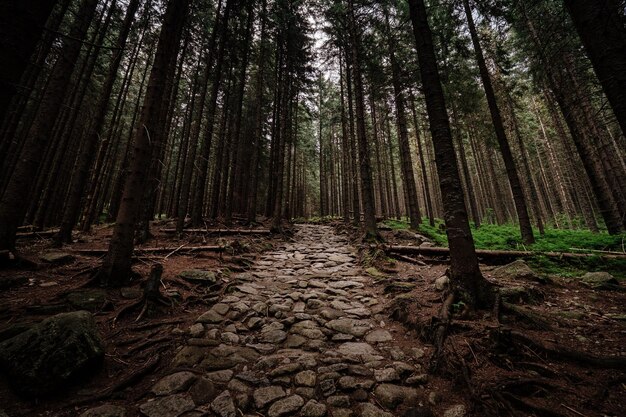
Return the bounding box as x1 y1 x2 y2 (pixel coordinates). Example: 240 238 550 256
580 272 619 289
0 311 104 396
492 260 548 284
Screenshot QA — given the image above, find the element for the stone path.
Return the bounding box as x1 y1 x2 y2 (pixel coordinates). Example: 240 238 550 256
133 225 436 417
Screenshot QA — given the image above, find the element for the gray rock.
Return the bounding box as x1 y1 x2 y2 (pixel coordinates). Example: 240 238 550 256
178 269 217 284
294 370 317 387
580 272 619 288
337 342 378 356
374 368 400 382
360 403 394 417
434 276 449 291
139 394 195 417
406 374 428 385
364 329 392 343
213 303 230 315
260 329 287 344
0 311 104 396
151 371 197 395
268 362 302 377
300 399 327 417
444 404 467 417
267 395 304 417
253 385 287 408
189 377 216 405
206 369 234 383
197 309 225 324
327 395 350 407
40 251 74 264
373 384 419 409
79 404 126 417
211 390 237 417
493 260 548 284
326 319 370 337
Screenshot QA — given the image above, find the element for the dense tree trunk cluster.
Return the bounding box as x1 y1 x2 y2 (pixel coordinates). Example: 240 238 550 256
0 0 624 296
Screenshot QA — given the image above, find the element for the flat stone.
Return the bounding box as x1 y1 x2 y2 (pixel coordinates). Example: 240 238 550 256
268 395 305 417
260 329 287 344
151 371 197 395
373 384 419 409
189 377 216 405
211 390 237 417
221 332 240 344
406 374 428 385
268 362 302 377
206 370 234 383
178 269 217 284
300 399 327 417
294 370 317 387
40 252 74 264
213 303 230 315
326 319 370 337
197 310 225 324
337 342 378 356
327 395 350 407
374 368 400 382
253 385 287 408
79 404 126 417
364 329 392 343
139 394 195 417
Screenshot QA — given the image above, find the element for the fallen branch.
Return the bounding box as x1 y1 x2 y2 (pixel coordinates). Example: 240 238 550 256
16 229 59 239
71 245 225 256
385 245 626 261
160 228 271 235
388 252 427 266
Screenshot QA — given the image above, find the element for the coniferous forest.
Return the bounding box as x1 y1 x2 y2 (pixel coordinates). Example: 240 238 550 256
0 1 625 416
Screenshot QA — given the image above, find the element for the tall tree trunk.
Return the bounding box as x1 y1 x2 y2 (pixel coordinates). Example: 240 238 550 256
564 0 626 138
0 0 57 123
463 0 534 244
55 0 141 245
347 0 378 240
408 0 492 308
0 0 98 251
96 0 190 286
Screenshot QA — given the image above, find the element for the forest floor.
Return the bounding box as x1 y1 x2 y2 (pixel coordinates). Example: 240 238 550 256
0 220 624 417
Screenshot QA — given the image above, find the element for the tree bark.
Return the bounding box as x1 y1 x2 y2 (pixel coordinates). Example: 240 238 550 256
96 0 190 286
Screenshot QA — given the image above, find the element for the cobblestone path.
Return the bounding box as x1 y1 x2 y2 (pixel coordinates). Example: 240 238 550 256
136 224 432 417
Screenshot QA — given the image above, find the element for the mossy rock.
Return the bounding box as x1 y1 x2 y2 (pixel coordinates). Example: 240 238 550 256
65 289 108 312
493 260 549 284
178 269 217 284
500 285 544 304
0 311 104 397
384 281 417 294
579 272 619 289
365 267 385 278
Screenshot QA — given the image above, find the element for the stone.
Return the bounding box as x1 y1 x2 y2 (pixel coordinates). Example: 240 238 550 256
197 309 225 324
332 409 353 417
411 348 425 359
337 342 377 356
285 334 307 348
360 403 394 417
0 311 104 396
326 319 370 337
221 332 240 344
364 329 392 343
300 399 327 417
206 370 234 383
189 377 216 405
493 260 548 284
178 269 217 284
151 371 197 395
374 368 400 382
327 395 350 407
213 303 230 315
406 374 428 385
373 384 419 409
79 404 126 417
427 391 439 405
306 299 324 309
267 395 304 417
253 385 287 408
444 404 467 417
211 390 237 417
40 251 74 264
260 329 287 344
268 362 302 377
65 289 107 312
171 346 206 367
139 394 195 417
295 370 317 387
580 272 619 289
434 276 449 291
319 379 336 396
188 323 205 337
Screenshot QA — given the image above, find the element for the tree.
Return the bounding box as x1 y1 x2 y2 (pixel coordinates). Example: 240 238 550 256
0 0 99 252
95 0 190 286
564 0 626 138
407 0 492 308
462 0 534 244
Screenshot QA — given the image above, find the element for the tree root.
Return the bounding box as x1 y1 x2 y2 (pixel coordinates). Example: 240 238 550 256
501 302 553 330
493 328 626 370
112 264 171 323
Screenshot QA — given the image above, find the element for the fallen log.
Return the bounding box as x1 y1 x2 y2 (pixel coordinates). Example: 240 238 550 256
160 228 271 235
16 229 59 238
71 245 225 256
384 245 626 261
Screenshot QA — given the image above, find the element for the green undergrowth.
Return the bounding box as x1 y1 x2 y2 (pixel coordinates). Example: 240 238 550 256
383 218 626 279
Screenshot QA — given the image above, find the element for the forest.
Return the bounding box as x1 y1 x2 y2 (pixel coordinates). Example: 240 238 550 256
0 0 625 416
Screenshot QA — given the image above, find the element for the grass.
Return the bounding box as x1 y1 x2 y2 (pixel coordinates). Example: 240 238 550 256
383 217 625 253
382 218 626 279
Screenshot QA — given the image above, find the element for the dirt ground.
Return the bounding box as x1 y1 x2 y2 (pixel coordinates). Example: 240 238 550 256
0 220 624 417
